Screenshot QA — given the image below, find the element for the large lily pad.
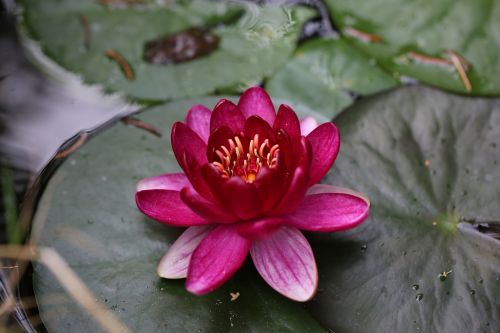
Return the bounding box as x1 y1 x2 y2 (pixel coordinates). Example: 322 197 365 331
324 0 500 95
33 87 500 332
311 85 500 331
32 97 327 333
266 38 398 119
21 0 313 101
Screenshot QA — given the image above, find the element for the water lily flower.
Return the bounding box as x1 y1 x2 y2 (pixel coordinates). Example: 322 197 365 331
136 87 370 302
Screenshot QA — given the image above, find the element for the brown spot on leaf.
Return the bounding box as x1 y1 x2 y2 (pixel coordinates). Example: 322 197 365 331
143 28 220 65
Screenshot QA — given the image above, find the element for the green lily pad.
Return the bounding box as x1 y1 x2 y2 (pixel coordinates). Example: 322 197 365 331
32 97 327 333
310 85 500 331
266 38 398 119
32 87 500 332
324 0 500 95
21 0 313 101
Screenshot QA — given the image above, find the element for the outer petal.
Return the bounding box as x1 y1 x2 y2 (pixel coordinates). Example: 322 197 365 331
185 104 211 143
157 226 214 279
306 122 340 186
300 117 318 136
237 86 276 125
210 99 245 134
172 122 212 199
136 189 209 226
136 173 190 192
285 184 370 232
250 226 317 302
186 225 250 295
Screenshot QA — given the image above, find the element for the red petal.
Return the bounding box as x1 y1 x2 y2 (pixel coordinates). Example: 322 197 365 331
185 105 211 143
244 115 276 143
306 122 340 186
180 187 236 223
274 104 301 142
210 99 245 135
237 86 276 125
186 224 250 295
269 167 309 216
157 225 214 279
206 125 234 162
171 122 212 199
286 184 370 232
202 165 263 220
250 226 317 302
238 217 285 240
136 173 190 192
136 189 209 226
253 166 286 213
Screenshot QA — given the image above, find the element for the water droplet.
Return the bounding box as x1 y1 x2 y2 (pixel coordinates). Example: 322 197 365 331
360 244 367 252
412 284 419 291
416 293 423 301
470 289 476 295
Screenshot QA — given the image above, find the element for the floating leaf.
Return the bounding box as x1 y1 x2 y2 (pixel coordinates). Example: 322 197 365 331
310 86 500 332
324 0 500 95
266 38 398 119
21 0 313 101
33 87 500 332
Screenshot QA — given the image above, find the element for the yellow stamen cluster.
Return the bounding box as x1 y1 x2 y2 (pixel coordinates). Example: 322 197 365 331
212 134 280 183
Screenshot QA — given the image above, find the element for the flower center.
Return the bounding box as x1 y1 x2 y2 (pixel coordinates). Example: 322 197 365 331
211 134 280 183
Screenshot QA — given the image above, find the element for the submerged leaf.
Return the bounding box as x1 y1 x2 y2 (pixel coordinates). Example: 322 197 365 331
21 0 314 100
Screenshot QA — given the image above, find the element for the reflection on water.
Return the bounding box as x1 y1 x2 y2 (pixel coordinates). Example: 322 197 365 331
1 1 137 330
0 9 136 174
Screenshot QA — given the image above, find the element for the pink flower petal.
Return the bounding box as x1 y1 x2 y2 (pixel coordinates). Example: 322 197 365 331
171 122 212 199
157 226 214 279
286 184 370 232
180 187 236 223
136 189 209 226
237 86 276 125
250 226 317 302
306 122 340 186
186 224 250 295
185 105 211 143
299 117 318 136
136 173 190 192
210 99 245 134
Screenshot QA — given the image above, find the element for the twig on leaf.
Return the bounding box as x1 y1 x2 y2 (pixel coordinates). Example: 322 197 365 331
121 117 162 137
104 49 135 81
343 27 381 43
